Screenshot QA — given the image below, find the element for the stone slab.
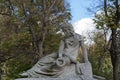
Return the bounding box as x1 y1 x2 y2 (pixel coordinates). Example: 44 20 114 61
15 78 97 80
15 63 97 80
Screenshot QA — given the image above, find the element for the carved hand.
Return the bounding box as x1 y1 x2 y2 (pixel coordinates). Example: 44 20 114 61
75 62 83 75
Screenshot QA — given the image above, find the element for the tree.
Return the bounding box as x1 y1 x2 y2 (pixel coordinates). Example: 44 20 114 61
93 0 120 80
0 0 71 79
87 31 113 79
0 0 71 58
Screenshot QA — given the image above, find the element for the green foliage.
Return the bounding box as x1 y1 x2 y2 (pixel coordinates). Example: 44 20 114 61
1 32 31 52
0 30 36 79
93 1 120 29
88 32 113 80
93 0 120 79
0 0 71 79
44 34 62 54
2 53 36 79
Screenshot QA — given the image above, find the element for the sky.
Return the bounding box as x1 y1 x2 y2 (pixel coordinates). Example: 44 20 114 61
67 0 94 22
67 0 98 35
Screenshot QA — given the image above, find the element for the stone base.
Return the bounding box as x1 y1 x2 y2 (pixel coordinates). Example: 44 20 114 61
15 62 97 80
15 78 97 80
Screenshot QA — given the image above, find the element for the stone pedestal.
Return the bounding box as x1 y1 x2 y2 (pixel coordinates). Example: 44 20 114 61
15 78 97 80
15 63 97 80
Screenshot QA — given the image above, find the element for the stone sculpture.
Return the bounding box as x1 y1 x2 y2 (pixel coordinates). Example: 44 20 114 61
16 23 96 80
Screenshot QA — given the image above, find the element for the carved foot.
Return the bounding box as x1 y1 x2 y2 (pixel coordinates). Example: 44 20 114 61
20 72 28 77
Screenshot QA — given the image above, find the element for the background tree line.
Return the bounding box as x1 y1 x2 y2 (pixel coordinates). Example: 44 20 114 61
88 0 120 80
0 0 71 79
95 0 120 80
0 0 120 80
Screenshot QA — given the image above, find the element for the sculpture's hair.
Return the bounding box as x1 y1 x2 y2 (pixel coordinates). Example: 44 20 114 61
59 23 75 33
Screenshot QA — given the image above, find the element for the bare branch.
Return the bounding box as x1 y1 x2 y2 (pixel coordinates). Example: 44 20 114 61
46 0 57 14
0 12 11 16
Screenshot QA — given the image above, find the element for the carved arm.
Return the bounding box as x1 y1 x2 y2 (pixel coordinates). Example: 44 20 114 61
58 40 65 58
80 37 89 63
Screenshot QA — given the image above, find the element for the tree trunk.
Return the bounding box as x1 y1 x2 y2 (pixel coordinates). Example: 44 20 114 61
113 56 119 80
112 53 119 80
38 42 43 57
37 22 47 58
37 0 47 58
0 65 2 80
113 0 119 79
110 28 119 80
28 24 38 50
104 0 108 17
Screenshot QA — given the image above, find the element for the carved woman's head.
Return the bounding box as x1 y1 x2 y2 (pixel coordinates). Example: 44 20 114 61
58 23 75 37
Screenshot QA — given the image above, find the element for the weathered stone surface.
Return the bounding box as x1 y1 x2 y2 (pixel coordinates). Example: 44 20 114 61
15 78 97 80
15 23 99 80
16 63 97 80
93 75 106 80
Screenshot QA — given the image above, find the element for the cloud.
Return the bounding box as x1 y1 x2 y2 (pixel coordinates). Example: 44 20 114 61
72 18 95 35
